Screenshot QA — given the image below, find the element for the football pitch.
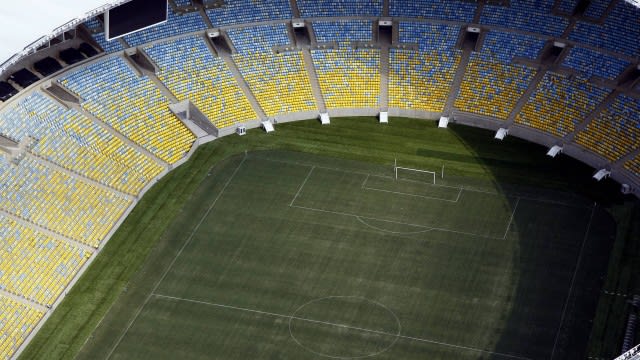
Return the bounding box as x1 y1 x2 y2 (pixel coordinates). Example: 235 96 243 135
74 148 613 360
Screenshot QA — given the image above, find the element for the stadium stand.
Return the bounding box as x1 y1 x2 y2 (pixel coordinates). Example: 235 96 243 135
455 31 544 119
563 46 630 80
312 20 372 43
576 94 640 161
123 8 208 47
558 0 581 13
91 32 125 53
205 0 292 27
297 0 382 17
0 155 132 247
227 25 316 116
144 36 258 128
83 17 102 33
0 215 90 306
626 155 640 178
389 50 459 113
173 0 192 7
58 57 196 164
481 0 569 36
569 1 640 57
515 73 610 136
389 0 476 22
584 0 610 18
0 92 163 195
312 48 380 109
0 296 43 360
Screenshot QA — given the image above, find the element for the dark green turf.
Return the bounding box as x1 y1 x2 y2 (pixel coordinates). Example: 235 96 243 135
18 117 635 360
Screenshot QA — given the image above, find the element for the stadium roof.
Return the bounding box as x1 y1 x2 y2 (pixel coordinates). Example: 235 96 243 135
0 0 119 67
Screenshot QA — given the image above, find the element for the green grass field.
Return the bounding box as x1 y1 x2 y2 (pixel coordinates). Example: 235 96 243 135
20 117 635 360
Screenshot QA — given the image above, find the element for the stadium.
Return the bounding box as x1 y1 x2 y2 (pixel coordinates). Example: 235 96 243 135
0 0 639 359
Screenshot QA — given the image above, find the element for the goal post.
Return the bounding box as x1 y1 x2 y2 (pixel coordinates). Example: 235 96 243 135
394 165 436 185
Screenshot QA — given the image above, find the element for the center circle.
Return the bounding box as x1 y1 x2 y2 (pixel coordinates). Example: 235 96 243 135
288 296 401 359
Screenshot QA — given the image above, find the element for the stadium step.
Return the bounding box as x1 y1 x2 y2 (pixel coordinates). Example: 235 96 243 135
301 49 327 113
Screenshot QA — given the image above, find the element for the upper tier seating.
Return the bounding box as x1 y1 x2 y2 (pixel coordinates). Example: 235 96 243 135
515 73 609 137
206 0 292 27
569 1 640 57
558 0 580 13
173 0 192 6
59 57 196 164
92 33 124 53
297 0 382 17
0 215 90 306
455 31 545 119
312 47 380 109
226 23 290 53
481 0 569 36
576 94 640 161
390 0 477 22
0 296 43 360
0 92 163 195
123 9 208 47
563 46 630 80
145 36 257 128
0 156 132 247
312 20 373 43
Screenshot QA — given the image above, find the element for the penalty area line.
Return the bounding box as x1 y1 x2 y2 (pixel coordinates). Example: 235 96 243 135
151 293 532 360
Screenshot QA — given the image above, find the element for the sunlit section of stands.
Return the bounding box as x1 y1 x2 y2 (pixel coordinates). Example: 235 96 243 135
227 25 316 116
59 57 195 164
205 0 291 27
0 156 132 247
234 53 316 116
0 92 163 195
481 0 569 36
625 155 640 177
145 36 257 128
123 8 207 47
0 215 90 306
312 48 380 109
389 0 476 22
563 46 629 80
0 296 43 360
297 0 382 17
312 20 372 43
576 94 640 161
390 50 459 113
569 1 640 56
515 73 609 136
454 31 544 119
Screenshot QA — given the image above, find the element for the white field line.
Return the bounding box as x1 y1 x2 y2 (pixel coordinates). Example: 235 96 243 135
502 197 521 240
550 205 597 360
290 166 315 207
104 155 247 360
152 293 532 360
355 216 434 235
254 155 589 209
290 204 502 240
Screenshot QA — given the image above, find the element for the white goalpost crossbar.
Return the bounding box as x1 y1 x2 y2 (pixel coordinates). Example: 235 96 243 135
394 166 437 184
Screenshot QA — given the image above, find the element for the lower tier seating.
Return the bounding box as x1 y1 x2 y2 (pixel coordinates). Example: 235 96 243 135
233 52 316 116
390 49 460 113
455 57 534 120
0 216 91 306
0 156 132 247
145 36 257 129
575 94 640 161
515 74 609 137
312 48 380 109
0 296 43 360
